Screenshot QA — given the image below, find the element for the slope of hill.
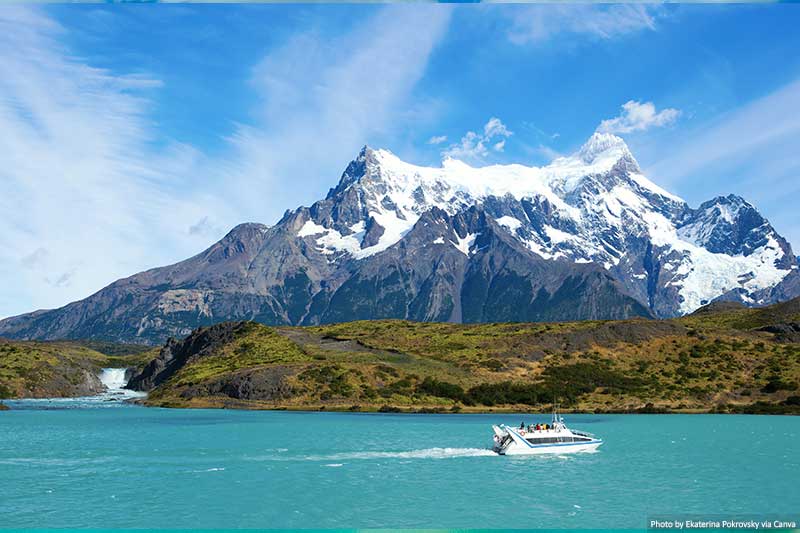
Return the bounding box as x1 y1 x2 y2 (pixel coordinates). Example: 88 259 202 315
1 133 797 345
0 340 155 399
127 297 800 414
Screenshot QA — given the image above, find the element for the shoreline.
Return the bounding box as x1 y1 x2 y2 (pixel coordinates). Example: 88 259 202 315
4 396 798 415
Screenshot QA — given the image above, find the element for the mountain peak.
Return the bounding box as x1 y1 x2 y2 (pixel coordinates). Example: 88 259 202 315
577 132 632 164
357 144 377 158
328 145 386 197
696 194 754 223
717 194 750 207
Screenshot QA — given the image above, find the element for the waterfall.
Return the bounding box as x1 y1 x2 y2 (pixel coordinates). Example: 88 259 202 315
96 368 146 401
99 368 129 391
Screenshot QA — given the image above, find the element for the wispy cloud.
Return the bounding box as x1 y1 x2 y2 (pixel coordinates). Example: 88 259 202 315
188 216 225 238
20 247 49 270
533 144 562 161
598 100 681 134
507 5 660 45
427 135 447 145
0 6 228 318
206 5 452 224
0 5 451 318
646 78 800 247
442 117 512 163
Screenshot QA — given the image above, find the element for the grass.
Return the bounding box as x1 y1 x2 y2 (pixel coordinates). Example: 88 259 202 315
142 299 800 412
0 340 110 398
169 323 314 387
4 297 799 412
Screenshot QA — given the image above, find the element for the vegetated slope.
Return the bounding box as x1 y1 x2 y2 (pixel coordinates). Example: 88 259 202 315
0 339 157 399
2 133 797 346
129 297 800 413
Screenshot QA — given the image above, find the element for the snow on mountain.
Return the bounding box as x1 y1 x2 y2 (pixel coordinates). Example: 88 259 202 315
1 132 796 344
296 132 796 316
451 231 479 256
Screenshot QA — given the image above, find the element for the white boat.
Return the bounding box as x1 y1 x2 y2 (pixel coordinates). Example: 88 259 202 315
491 410 602 455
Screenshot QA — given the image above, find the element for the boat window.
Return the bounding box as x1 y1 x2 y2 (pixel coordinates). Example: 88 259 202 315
525 437 560 444
522 435 594 445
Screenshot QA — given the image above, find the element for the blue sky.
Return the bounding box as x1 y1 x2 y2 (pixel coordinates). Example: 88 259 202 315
1 4 799 318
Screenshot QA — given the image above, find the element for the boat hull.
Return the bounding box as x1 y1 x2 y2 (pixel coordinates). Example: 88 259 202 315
496 440 602 455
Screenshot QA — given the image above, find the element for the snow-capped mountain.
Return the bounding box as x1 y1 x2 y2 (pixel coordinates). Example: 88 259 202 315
0 133 796 344
294 133 796 316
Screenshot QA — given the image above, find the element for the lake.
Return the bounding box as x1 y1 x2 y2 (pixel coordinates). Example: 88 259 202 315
1 400 798 529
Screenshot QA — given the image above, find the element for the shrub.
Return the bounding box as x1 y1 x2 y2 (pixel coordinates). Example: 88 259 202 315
465 362 644 407
481 358 505 371
761 378 796 394
416 377 465 402
783 396 800 406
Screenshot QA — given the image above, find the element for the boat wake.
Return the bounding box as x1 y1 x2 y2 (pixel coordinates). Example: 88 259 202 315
315 447 497 460
246 447 498 462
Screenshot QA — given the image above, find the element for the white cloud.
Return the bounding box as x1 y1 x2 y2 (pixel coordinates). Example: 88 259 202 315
508 5 660 45
442 117 512 163
483 117 511 138
427 135 447 145
206 5 452 227
0 7 232 319
597 100 681 134
0 5 451 319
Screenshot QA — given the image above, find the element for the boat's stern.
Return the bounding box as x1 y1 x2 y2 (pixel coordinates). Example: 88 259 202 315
491 425 512 454
492 424 531 455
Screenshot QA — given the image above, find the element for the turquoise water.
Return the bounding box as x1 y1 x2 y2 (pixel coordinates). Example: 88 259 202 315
1 402 798 529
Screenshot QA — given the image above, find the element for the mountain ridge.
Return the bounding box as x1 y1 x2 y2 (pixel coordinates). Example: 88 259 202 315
1 133 797 345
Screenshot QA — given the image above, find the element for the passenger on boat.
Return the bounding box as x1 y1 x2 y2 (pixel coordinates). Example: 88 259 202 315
519 422 525 430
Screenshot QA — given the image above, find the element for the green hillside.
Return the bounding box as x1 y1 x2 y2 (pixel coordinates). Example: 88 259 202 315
2 298 798 413
135 298 800 414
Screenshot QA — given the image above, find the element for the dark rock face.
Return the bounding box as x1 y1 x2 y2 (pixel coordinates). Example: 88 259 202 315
180 366 296 401
757 323 800 343
125 321 298 402
314 206 651 325
127 322 246 391
1 136 797 345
